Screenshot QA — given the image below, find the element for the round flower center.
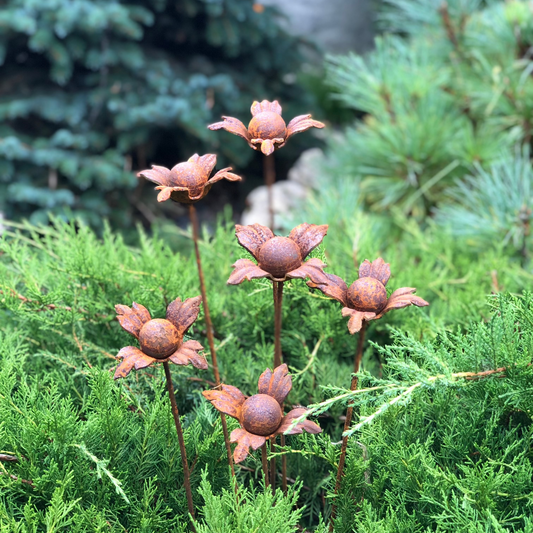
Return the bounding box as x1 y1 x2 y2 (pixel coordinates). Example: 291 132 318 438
139 319 181 359
171 162 207 190
257 237 302 278
248 112 287 140
242 394 282 436
347 277 388 313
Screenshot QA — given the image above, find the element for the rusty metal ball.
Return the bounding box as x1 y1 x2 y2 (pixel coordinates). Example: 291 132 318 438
171 162 207 188
139 319 181 359
248 112 287 140
257 237 302 278
347 277 387 313
242 394 282 436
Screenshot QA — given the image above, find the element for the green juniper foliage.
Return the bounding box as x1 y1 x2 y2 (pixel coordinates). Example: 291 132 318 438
0 212 532 531
0 0 312 229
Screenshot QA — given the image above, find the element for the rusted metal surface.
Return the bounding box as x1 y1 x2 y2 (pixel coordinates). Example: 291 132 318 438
114 297 207 379
208 100 325 156
163 361 196 527
308 257 429 334
137 153 242 204
227 223 329 285
202 364 322 463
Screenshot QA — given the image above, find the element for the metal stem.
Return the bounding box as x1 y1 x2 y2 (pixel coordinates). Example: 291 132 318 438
163 361 196 530
188 204 235 478
263 154 276 230
262 442 270 488
270 438 276 493
273 281 284 368
329 321 367 531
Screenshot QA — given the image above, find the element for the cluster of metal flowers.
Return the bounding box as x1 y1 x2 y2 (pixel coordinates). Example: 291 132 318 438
113 99 429 466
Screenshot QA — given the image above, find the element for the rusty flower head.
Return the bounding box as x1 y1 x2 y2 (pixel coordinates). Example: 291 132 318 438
138 153 242 204
202 364 321 463
114 297 208 379
208 100 325 156
309 258 429 334
228 223 329 285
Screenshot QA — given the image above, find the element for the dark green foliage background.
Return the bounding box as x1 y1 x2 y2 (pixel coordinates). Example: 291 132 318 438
0 0 315 229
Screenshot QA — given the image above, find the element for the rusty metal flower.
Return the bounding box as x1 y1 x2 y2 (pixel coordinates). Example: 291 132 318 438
114 297 208 379
208 100 325 156
309 258 429 334
137 153 242 204
228 223 329 285
202 364 321 463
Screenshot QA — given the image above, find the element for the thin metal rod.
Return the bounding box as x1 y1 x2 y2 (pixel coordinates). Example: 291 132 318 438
329 321 367 532
262 443 270 488
272 280 285 492
163 362 196 530
270 438 276 493
188 204 235 478
273 281 284 368
281 434 287 494
263 154 276 230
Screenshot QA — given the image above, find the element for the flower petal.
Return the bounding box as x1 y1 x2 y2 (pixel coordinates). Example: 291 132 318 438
257 364 291 405
235 223 274 257
276 408 322 436
307 272 348 306
227 259 270 285
207 167 243 185
169 340 207 370
156 187 173 202
358 258 391 286
288 223 328 259
138 165 172 186
375 288 429 319
286 114 325 138
203 385 246 419
286 257 329 284
114 346 153 379
251 100 282 116
208 116 251 141
260 139 275 155
193 154 217 176
230 428 266 464
166 296 201 335
115 302 151 338
341 307 376 334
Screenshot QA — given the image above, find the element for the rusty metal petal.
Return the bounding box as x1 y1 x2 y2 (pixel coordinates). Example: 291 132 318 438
375 288 430 319
286 257 329 284
235 224 275 257
138 165 172 186
207 167 242 185
358 258 391 286
203 385 246 420
260 139 275 155
191 154 217 176
169 340 207 370
276 408 322 436
288 223 328 259
208 116 251 141
115 302 151 338
257 364 291 405
342 307 376 334
166 296 201 335
251 100 282 116
227 259 270 285
230 428 266 463
307 273 349 306
286 115 325 138
114 346 153 379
